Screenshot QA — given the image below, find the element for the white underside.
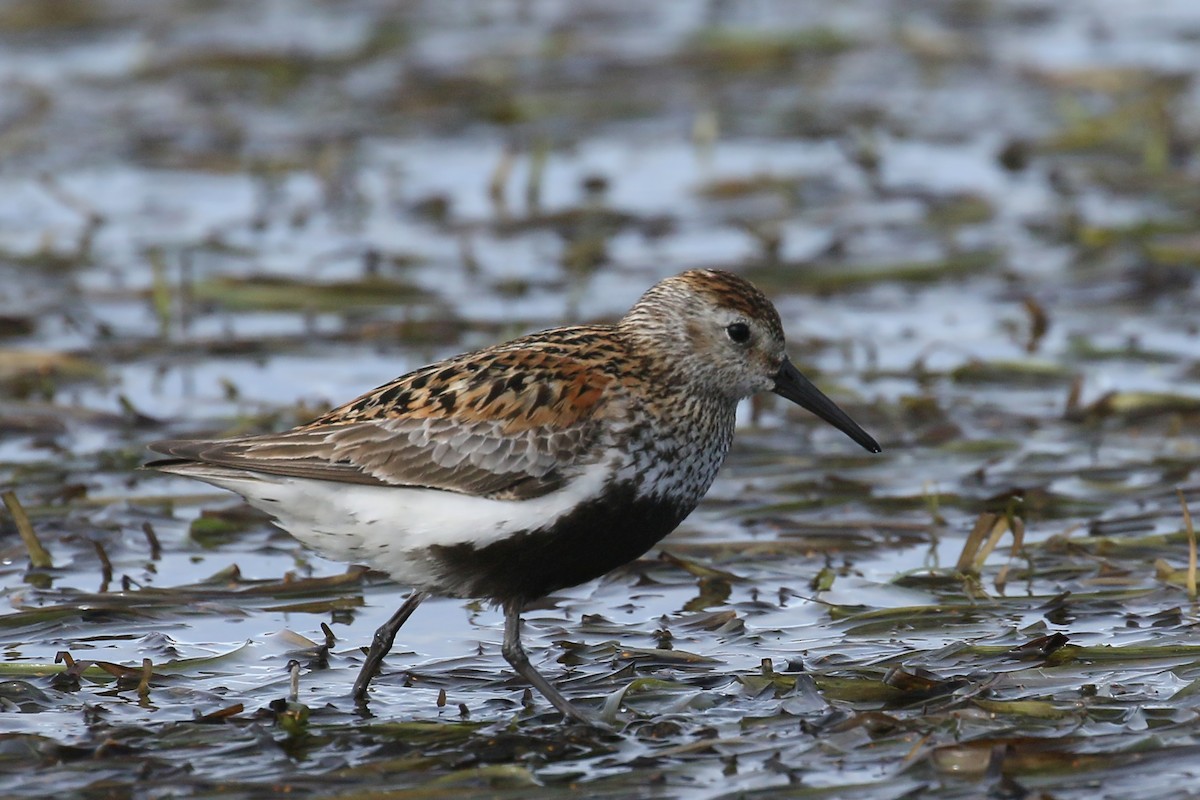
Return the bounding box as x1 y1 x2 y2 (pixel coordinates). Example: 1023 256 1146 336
161 454 621 588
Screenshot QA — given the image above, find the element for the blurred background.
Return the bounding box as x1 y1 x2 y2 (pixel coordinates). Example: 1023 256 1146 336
2 2 1200 798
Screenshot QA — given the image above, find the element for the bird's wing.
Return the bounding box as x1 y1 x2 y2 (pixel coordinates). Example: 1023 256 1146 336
148 342 620 500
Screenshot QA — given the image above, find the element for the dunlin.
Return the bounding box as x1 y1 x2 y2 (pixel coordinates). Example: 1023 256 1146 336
148 269 880 722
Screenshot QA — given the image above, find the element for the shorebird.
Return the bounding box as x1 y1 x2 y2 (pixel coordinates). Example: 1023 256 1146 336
148 269 880 722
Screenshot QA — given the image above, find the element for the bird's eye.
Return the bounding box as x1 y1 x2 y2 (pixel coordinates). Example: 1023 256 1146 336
725 322 751 344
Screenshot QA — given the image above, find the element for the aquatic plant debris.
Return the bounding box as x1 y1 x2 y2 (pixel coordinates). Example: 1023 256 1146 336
0 1 1199 798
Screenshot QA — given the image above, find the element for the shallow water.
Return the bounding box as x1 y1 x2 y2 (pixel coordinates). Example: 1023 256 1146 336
1 0 1200 798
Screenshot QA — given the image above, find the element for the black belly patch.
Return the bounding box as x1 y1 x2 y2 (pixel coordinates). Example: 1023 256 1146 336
427 483 689 605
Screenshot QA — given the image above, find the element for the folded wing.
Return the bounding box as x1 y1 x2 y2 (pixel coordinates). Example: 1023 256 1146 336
148 342 618 500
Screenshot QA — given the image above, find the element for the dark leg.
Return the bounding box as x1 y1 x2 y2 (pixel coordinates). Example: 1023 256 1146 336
501 600 592 724
353 591 426 702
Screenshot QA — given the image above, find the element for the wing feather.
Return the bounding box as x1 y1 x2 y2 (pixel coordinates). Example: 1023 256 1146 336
148 335 624 501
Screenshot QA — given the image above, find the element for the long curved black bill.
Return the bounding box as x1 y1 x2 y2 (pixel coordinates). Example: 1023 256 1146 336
773 358 881 453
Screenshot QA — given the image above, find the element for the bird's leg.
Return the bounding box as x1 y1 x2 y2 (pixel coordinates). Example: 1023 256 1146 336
501 600 592 724
353 590 426 702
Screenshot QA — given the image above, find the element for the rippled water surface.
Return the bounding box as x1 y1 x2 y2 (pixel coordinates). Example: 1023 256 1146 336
2 1 1200 797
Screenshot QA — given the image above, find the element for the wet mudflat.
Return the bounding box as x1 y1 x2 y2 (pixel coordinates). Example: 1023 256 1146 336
1 1 1200 797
